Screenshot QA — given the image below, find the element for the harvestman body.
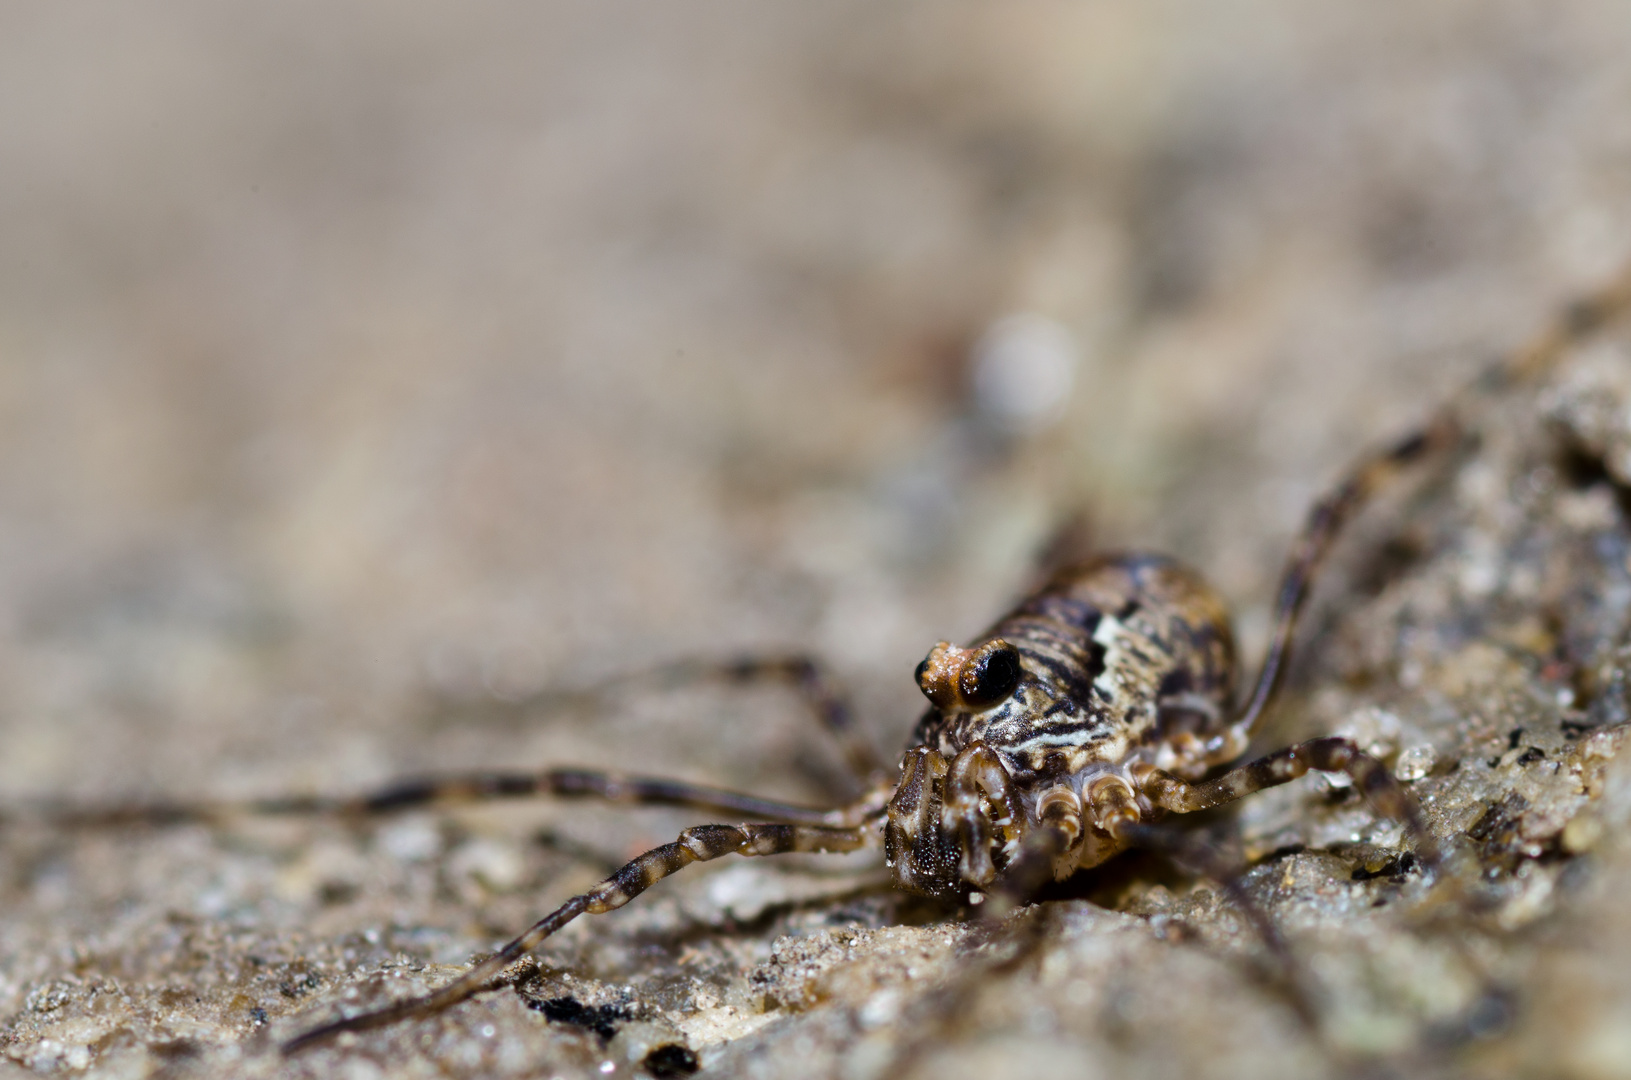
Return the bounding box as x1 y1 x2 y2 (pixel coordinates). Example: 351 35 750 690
28 268 1631 1052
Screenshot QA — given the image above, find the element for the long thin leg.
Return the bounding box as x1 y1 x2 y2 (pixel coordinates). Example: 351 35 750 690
31 767 871 830
1225 264 1631 749
339 768 865 825
1507 261 1631 382
471 654 886 787
705 656 886 784
282 820 871 1054
1140 736 1442 868
1110 817 1321 1032
1070 776 1323 1029
1224 417 1459 746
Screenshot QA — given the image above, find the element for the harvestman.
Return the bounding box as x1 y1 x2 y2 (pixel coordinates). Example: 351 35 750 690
26 267 1631 1053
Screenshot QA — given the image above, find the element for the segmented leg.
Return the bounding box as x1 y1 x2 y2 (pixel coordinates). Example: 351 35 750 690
337 768 864 825
1140 736 1442 868
1108 818 1318 1029
282 820 871 1053
1223 416 1460 749
1224 265 1631 751
1507 260 1631 381
33 767 866 830
706 655 886 783
24 653 884 829
483 653 885 787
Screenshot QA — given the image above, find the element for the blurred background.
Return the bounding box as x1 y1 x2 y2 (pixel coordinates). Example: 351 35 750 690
3 1 1627 810
0 3 1630 1067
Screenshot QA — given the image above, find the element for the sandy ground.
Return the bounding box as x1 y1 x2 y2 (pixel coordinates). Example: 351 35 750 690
2 2 1631 1078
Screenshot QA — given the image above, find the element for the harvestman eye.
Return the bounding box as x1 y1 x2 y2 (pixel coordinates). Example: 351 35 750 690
959 641 1021 706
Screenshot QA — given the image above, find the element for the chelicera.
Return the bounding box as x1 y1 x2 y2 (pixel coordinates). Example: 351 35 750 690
39 270 1631 1054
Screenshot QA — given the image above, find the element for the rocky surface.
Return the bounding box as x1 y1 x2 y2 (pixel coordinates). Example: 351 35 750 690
2 3 1631 1078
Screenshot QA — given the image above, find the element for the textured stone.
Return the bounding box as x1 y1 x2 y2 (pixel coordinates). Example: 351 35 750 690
2 4 1631 1079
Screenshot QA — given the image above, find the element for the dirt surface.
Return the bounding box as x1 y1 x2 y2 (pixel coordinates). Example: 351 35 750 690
3 3 1631 1078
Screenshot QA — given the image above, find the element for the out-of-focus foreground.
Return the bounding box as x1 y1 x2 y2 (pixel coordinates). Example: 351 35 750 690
2 3 1630 1078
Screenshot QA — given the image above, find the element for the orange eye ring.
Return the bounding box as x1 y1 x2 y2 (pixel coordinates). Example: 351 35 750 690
914 643 961 709
960 640 1021 706
915 639 1022 710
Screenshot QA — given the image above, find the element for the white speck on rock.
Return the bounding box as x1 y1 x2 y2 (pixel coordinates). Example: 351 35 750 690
859 989 901 1029
1394 745 1437 782
378 817 442 863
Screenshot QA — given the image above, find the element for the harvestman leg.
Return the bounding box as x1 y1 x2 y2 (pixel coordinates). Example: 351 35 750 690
1138 737 1443 868
1025 285 1631 1026
1173 268 1631 850
283 821 869 1053
307 652 887 823
37 767 860 830
33 654 886 831
1225 260 1631 752
487 653 888 788
1117 416 1472 879
1093 267 1631 1032
1219 416 1461 753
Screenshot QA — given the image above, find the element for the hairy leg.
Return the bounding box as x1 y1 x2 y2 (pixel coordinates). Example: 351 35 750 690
283 820 871 1053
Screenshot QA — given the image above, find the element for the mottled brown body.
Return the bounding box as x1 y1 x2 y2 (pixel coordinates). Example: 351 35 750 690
920 554 1238 777
885 554 1243 895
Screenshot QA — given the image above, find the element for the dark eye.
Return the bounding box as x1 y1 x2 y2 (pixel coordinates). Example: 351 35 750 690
960 641 1021 706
